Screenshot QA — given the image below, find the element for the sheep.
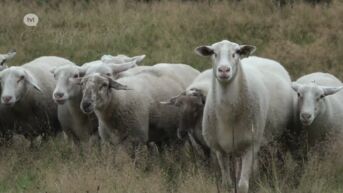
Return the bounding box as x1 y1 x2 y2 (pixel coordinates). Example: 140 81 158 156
51 65 98 146
51 54 146 145
79 63 199 152
195 40 294 193
81 54 145 79
291 72 343 148
0 49 16 71
101 54 145 64
0 49 16 139
0 56 74 141
161 69 212 157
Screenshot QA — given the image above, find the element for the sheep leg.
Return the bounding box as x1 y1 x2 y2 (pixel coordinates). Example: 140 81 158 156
216 151 232 190
188 133 206 159
238 148 256 193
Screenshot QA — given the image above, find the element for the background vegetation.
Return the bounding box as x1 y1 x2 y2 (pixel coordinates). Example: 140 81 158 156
0 0 342 192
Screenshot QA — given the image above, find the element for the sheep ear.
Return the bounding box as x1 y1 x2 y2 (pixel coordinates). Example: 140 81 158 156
110 61 136 73
25 71 42 92
5 49 16 60
321 86 343 96
131 55 145 64
291 82 300 92
194 46 214 56
108 78 130 90
0 49 16 66
160 96 178 105
160 92 185 106
237 45 256 58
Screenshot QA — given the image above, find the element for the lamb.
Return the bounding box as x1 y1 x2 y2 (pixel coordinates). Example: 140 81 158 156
195 40 293 193
0 56 74 141
79 63 199 151
161 69 212 157
291 72 343 148
0 49 16 71
51 54 146 145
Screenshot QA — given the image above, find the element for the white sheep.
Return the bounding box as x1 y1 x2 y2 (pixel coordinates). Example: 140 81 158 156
51 54 146 145
51 65 98 146
79 63 199 151
195 40 294 193
101 54 145 64
291 72 343 147
81 54 145 79
0 49 17 138
161 69 212 157
0 56 74 141
0 49 16 71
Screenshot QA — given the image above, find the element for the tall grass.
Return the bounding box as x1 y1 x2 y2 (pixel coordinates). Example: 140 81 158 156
0 0 343 192
0 0 343 78
0 136 342 193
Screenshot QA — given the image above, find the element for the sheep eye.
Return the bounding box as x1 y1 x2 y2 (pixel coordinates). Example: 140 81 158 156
320 94 325 99
297 93 301 97
106 73 111 77
232 53 235 58
18 75 24 82
102 83 108 88
73 74 78 78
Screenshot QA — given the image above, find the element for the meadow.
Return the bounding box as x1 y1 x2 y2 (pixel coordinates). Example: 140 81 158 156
0 0 342 192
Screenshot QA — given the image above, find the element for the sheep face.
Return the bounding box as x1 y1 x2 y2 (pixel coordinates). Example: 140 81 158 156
162 89 205 140
80 74 129 114
0 49 16 71
195 40 255 83
0 67 41 105
292 82 343 126
51 66 84 104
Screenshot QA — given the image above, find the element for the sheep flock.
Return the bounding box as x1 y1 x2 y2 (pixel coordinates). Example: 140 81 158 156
0 39 342 193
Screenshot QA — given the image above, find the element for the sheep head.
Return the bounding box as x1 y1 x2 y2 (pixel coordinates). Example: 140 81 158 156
292 82 343 126
195 40 255 83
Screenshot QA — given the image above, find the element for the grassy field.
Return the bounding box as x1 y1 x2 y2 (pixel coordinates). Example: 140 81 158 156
0 0 343 192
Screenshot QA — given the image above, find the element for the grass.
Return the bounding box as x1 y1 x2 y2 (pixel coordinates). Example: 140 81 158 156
0 0 343 192
0 136 342 193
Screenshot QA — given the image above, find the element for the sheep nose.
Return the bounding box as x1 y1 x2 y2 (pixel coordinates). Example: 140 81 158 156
301 113 312 120
81 101 93 113
2 96 12 103
54 92 64 99
82 101 91 108
218 66 231 73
